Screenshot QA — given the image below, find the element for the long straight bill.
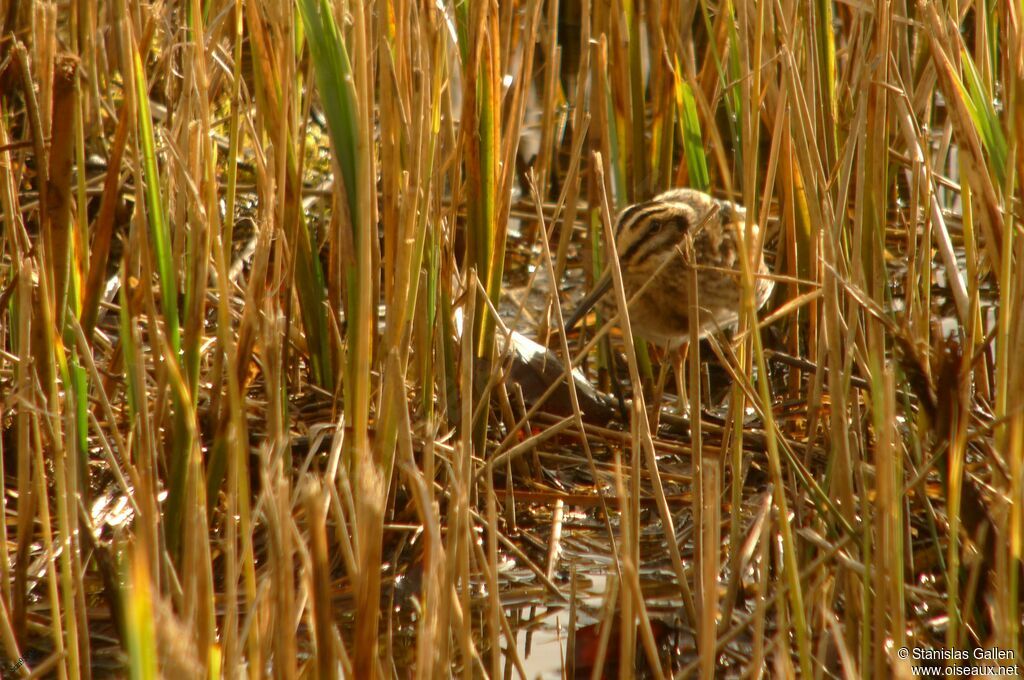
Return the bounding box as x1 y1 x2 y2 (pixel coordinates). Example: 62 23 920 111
563 268 614 334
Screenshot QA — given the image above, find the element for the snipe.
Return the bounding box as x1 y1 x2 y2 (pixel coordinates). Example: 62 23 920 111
565 188 774 347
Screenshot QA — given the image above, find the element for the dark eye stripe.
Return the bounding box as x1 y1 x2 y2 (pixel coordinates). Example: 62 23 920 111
619 208 689 264
614 203 663 239
627 228 680 266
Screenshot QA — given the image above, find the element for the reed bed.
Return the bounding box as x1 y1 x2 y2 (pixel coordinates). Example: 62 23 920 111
0 0 1021 677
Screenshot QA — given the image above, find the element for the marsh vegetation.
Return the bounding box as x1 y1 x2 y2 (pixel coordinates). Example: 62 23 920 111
0 0 1022 677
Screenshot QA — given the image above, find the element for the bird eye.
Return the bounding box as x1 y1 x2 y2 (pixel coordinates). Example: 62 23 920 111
649 219 662 233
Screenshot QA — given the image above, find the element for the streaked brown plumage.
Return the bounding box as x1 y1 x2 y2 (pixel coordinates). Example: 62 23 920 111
565 188 773 347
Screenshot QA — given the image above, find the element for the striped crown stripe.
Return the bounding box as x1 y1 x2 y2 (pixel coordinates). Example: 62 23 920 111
617 204 691 265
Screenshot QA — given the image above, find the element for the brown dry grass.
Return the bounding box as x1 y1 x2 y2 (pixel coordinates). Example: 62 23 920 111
0 0 1021 677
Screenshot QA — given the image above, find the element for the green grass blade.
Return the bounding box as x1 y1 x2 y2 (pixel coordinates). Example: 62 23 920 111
960 47 1009 187
674 76 710 192
296 0 360 230
130 39 179 356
